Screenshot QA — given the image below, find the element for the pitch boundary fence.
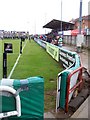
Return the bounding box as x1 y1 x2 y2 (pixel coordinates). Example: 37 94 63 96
34 38 83 112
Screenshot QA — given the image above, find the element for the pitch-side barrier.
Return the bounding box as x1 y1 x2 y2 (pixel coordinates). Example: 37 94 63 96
34 38 83 113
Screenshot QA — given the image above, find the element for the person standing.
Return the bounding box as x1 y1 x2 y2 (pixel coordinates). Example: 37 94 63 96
58 36 63 47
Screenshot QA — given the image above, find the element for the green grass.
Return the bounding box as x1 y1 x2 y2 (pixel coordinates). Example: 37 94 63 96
0 39 25 76
1 39 63 112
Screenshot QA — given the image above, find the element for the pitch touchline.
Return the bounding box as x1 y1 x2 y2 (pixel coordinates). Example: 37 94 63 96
7 40 27 79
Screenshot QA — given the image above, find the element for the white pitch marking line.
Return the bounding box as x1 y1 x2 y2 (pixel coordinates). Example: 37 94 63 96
7 40 27 79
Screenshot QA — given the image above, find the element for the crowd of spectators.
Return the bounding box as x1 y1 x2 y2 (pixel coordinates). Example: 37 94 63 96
38 30 63 47
0 29 63 47
0 30 29 40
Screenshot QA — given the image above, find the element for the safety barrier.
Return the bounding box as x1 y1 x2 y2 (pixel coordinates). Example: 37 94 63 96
34 38 46 49
56 52 83 112
65 66 83 112
34 38 83 113
59 48 76 68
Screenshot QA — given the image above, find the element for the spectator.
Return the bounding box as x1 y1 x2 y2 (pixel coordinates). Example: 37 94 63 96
57 36 63 47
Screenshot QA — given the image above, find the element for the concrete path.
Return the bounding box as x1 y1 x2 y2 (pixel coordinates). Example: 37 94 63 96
44 112 55 118
71 95 90 118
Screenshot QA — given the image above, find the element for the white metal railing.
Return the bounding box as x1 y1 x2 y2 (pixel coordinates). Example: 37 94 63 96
0 86 21 118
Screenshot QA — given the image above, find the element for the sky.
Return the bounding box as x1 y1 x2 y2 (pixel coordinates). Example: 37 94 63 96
0 0 89 34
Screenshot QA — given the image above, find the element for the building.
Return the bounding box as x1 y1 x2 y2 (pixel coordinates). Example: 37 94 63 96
70 15 90 35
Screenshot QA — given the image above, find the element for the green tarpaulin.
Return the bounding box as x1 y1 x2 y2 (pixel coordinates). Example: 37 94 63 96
0 76 44 120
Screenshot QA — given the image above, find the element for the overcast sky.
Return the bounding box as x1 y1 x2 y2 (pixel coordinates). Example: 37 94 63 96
0 0 89 34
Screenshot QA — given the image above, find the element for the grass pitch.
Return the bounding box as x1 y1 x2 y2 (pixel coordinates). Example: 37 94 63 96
0 39 63 112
